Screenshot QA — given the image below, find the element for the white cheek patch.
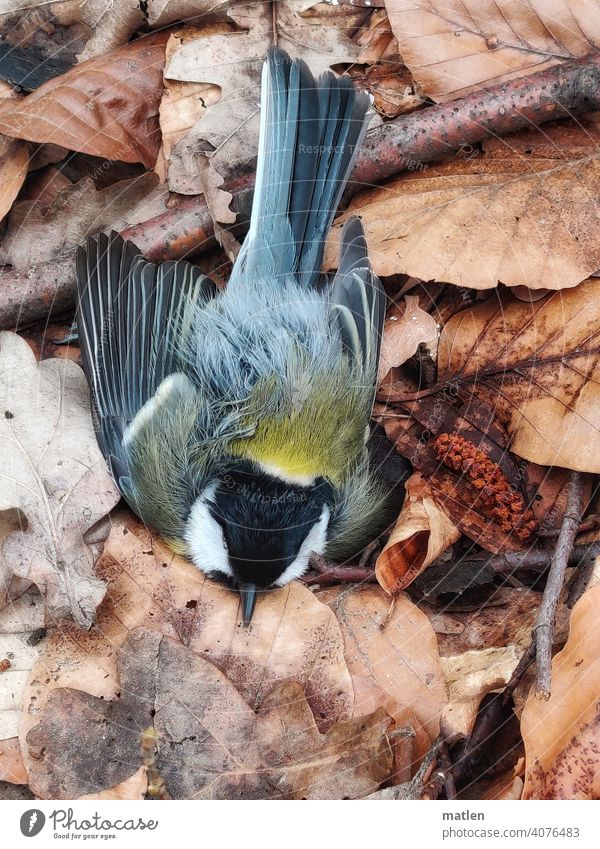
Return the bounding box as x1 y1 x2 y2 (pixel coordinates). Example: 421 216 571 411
184 483 232 578
274 505 330 587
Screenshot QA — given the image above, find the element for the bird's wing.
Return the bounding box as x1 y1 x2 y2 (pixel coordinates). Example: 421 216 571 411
329 216 386 380
76 231 216 491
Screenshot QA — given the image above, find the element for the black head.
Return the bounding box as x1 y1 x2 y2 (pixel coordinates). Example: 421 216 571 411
185 461 334 621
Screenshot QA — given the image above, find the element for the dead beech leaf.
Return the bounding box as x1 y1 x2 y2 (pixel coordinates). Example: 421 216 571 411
326 122 600 292
163 1 363 195
0 738 28 785
376 473 460 595
0 173 168 270
26 628 393 800
0 34 168 168
19 509 356 789
320 585 447 779
0 332 120 628
378 295 438 382
437 282 600 473
521 581 600 799
0 590 45 742
386 0 600 102
0 136 28 220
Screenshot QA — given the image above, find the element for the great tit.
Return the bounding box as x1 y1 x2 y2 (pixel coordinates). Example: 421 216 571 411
76 48 387 623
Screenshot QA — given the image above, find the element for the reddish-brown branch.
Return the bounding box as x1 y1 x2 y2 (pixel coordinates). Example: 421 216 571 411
304 552 377 586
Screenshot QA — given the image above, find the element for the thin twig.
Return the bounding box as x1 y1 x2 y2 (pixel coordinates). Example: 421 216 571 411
534 471 585 700
304 552 377 586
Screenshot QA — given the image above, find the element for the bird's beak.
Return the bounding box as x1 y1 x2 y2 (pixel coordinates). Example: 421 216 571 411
239 583 258 625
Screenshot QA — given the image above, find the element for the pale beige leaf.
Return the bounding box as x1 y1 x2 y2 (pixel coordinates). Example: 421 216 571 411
163 0 362 195
436 280 600 472
0 173 168 270
0 590 45 742
0 333 120 628
521 581 600 799
441 645 521 739
378 295 438 382
158 30 222 167
326 123 600 291
386 0 600 102
376 472 460 595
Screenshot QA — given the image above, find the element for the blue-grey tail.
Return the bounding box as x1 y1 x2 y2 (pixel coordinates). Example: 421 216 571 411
235 48 372 287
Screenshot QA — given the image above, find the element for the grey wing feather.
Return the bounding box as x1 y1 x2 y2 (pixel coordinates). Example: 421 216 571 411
330 216 385 378
76 230 216 488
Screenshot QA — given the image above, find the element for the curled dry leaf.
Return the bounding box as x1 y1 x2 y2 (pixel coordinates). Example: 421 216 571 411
386 0 600 102
376 472 460 595
521 580 600 799
326 122 600 291
0 173 168 270
0 34 168 168
437 281 600 473
0 333 120 628
25 628 393 800
377 295 437 383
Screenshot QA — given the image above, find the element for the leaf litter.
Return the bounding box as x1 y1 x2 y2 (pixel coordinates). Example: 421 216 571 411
1 0 600 802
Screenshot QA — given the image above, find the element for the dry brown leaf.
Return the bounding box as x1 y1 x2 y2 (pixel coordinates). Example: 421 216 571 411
0 332 120 628
441 645 522 740
0 136 28 221
147 0 229 27
521 580 600 799
0 1 144 62
0 34 168 168
0 173 168 270
79 768 148 801
378 295 438 382
326 122 600 292
436 281 600 473
0 737 28 785
386 0 600 102
158 29 223 169
163 1 363 195
376 472 460 595
0 590 45 742
319 585 447 780
19 510 357 790
25 628 393 799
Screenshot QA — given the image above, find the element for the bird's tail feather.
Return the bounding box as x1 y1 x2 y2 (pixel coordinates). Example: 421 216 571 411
237 48 372 287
